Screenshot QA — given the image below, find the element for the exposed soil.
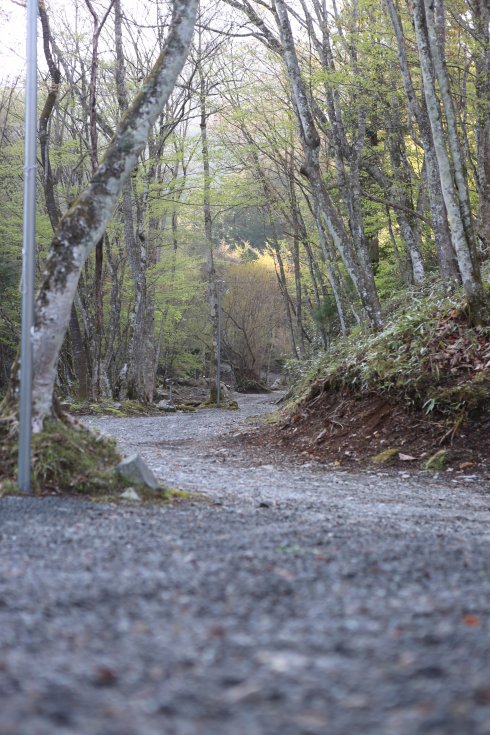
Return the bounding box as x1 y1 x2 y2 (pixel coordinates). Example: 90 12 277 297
236 390 490 479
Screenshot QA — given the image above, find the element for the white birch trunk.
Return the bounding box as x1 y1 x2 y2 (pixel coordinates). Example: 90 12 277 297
273 0 382 329
20 0 198 430
413 0 486 318
423 0 477 258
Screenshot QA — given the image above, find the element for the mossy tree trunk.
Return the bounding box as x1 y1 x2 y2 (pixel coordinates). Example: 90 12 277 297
5 0 198 432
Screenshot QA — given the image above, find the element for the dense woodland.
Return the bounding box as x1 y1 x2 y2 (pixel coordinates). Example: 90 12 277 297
0 0 489 417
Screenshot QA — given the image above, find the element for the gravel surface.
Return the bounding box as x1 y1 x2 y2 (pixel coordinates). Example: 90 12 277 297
1 393 490 735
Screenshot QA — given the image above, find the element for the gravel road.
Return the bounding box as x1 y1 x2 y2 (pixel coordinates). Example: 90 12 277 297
1 393 490 735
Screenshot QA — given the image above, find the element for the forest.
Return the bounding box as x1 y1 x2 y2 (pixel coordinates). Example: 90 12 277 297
2 3 490 730
0 0 489 486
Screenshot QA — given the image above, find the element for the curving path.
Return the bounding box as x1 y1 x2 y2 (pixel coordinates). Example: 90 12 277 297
1 394 490 735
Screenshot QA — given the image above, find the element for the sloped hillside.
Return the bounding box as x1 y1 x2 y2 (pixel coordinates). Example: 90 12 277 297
251 286 490 476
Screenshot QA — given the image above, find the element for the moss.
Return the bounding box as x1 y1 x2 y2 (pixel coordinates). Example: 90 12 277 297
0 479 20 498
371 447 400 464
0 416 127 496
92 487 206 505
198 400 239 410
262 411 282 425
31 419 125 495
424 449 449 471
67 399 160 417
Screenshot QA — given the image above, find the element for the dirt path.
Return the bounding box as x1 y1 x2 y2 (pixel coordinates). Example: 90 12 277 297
1 394 490 735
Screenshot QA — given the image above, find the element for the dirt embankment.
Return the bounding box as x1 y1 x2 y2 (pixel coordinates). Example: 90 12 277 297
241 306 490 478
243 390 490 477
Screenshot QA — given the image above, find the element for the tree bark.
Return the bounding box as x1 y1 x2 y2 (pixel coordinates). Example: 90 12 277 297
413 0 487 320
38 0 91 400
472 0 490 258
384 0 458 280
273 0 382 329
7 0 198 430
198 47 219 402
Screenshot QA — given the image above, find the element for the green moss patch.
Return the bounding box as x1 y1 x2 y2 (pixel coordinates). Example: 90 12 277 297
0 416 127 496
198 400 239 410
371 447 400 464
67 399 162 417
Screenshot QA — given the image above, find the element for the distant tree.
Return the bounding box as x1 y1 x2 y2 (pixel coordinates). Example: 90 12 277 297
222 256 284 390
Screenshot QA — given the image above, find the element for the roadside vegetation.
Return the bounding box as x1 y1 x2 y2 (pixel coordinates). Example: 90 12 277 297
257 275 490 473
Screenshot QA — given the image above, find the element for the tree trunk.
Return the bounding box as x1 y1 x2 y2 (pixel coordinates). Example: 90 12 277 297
413 0 487 320
38 0 91 400
473 0 490 258
6 0 198 430
198 51 219 402
273 0 382 329
384 0 459 281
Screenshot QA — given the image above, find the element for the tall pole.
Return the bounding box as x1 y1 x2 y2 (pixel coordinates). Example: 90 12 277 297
18 0 38 493
216 279 222 406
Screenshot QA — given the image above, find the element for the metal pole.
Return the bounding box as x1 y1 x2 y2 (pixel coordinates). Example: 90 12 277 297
18 0 38 493
216 279 222 406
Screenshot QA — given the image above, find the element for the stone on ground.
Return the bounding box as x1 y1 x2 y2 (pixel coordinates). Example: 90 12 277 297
121 488 141 501
157 399 177 413
116 454 160 490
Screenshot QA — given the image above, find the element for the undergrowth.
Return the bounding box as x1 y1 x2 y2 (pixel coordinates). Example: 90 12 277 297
0 417 126 496
288 281 490 419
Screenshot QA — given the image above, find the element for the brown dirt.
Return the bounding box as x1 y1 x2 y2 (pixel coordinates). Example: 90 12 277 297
237 389 490 478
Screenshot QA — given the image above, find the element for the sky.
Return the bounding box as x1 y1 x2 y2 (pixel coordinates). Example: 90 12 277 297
0 1 27 80
0 0 178 83
0 0 279 86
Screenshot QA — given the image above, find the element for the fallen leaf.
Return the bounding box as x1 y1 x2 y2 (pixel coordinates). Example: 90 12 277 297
399 453 416 461
459 461 475 470
463 614 480 627
94 666 118 686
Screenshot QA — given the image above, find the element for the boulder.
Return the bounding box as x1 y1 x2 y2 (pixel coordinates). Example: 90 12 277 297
116 454 160 490
157 399 177 413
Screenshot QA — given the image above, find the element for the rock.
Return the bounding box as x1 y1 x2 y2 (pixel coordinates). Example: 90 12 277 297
271 377 285 390
424 449 449 471
121 488 141 502
116 454 160 490
371 447 400 464
157 399 177 413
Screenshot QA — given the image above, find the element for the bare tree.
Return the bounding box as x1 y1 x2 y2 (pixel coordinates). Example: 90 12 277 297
6 0 198 430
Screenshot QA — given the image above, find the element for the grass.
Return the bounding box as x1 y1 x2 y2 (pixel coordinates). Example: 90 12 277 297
288 280 490 419
0 416 127 496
